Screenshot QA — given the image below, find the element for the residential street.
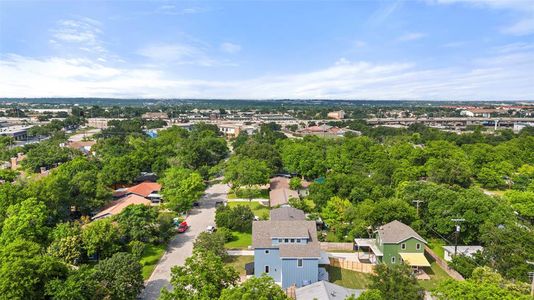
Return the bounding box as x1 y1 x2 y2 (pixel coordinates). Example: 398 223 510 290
140 182 229 300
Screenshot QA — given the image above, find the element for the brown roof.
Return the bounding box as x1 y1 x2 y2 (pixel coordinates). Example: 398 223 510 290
67 140 96 150
377 220 427 244
115 182 161 198
270 207 306 221
252 220 320 258
270 188 299 206
92 194 151 220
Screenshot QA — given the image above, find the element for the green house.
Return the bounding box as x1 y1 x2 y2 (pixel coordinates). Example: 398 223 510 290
355 220 430 269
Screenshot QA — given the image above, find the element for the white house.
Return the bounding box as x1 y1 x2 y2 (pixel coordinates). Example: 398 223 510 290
442 246 483 262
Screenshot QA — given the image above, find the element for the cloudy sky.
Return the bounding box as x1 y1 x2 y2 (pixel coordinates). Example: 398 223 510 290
1 0 533 100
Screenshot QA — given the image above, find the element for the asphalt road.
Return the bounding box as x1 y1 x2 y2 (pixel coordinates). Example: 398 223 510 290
140 182 229 300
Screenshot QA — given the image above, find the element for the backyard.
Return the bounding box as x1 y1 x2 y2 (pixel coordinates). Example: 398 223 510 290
224 255 254 276
324 265 373 289
418 261 451 290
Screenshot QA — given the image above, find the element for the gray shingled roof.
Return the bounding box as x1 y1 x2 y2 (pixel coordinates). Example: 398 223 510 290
280 242 321 258
377 220 427 244
270 207 306 221
295 281 363 300
252 219 320 258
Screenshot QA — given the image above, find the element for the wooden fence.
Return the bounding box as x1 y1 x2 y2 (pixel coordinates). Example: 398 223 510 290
329 257 375 274
424 246 464 281
320 242 354 251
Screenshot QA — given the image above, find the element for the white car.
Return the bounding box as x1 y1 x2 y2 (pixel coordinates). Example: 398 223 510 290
206 226 216 233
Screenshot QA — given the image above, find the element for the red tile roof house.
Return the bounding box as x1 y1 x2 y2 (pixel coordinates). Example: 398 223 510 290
112 182 162 204
92 194 152 220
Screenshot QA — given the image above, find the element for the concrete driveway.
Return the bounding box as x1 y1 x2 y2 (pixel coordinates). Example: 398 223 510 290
140 183 229 300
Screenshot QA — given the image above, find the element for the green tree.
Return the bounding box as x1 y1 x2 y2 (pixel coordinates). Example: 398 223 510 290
193 231 227 259
0 198 49 246
289 177 302 190
223 156 270 193
92 252 144 300
219 275 288 300
159 167 206 212
81 218 121 259
368 263 424 300
0 239 68 300
215 205 255 232
114 204 159 243
45 266 96 300
160 249 239 300
47 222 84 265
356 289 383 300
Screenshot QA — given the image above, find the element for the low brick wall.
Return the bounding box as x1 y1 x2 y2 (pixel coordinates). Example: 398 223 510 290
319 242 354 251
424 246 464 281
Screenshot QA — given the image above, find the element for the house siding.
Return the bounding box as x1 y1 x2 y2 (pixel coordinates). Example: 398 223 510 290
254 248 281 282
381 237 425 265
281 258 319 288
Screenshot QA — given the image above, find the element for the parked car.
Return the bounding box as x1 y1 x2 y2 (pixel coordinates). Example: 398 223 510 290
206 225 216 233
177 221 189 233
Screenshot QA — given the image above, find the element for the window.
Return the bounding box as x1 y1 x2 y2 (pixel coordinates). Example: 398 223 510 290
296 239 301 243
284 239 289 243
391 257 396 263
265 265 270 273
401 243 406 250
278 239 283 243
265 250 270 254
297 259 303 267
290 239 295 243
416 243 421 250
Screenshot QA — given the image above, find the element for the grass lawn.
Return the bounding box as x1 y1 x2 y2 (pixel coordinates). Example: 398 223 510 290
418 261 451 290
225 231 252 249
428 238 445 259
227 201 270 219
224 255 254 276
227 188 269 199
324 265 373 289
140 243 166 280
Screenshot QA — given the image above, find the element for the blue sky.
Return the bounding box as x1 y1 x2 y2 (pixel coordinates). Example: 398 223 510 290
1 0 533 100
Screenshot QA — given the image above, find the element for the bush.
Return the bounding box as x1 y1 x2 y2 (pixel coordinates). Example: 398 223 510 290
217 227 235 243
128 241 146 259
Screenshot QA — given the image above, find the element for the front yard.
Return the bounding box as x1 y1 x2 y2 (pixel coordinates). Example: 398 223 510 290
227 201 270 219
225 231 252 249
227 188 270 199
139 243 166 280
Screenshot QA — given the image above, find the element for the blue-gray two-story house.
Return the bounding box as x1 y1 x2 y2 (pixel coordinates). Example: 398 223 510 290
252 207 321 288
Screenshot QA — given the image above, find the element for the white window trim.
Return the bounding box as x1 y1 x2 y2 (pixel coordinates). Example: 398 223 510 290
401 243 406 250
264 265 270 273
391 257 396 263
297 259 303 268
416 243 421 250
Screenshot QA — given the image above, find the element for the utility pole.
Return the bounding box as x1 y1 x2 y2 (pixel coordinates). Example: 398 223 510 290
412 200 424 216
451 218 465 257
527 261 534 297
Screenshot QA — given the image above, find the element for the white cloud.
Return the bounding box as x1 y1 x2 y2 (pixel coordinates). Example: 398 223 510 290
1 47 533 100
501 18 534 36
220 42 242 54
397 32 427 42
50 18 106 54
